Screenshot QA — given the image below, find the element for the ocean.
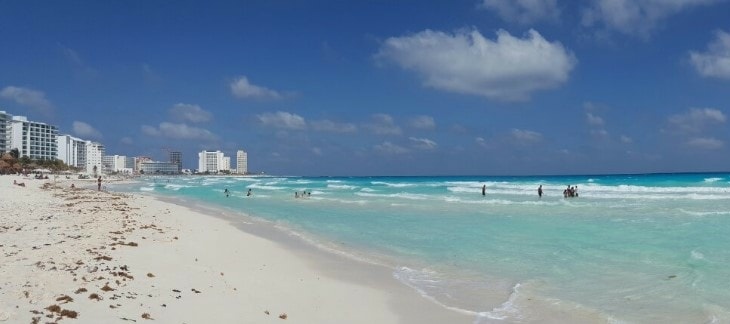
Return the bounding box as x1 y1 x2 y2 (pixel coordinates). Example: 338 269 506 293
129 173 730 323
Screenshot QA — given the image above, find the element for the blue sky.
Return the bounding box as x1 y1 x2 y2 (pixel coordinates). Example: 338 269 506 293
1 0 729 176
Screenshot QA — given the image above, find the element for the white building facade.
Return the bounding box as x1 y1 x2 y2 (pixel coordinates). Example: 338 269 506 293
236 149 248 174
0 111 9 154
197 150 230 173
140 161 180 174
9 115 58 160
85 141 105 175
57 135 87 169
102 155 132 174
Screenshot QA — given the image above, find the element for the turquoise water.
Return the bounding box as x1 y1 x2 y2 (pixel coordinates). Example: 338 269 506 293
131 173 730 323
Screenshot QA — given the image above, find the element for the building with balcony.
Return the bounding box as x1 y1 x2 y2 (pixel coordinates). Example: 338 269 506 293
102 155 132 174
134 156 152 173
85 142 104 176
169 151 182 172
197 150 230 173
9 115 58 161
236 149 248 174
0 111 9 154
57 135 86 169
140 161 180 174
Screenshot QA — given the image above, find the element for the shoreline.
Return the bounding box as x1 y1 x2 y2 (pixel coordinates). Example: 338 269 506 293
0 175 470 323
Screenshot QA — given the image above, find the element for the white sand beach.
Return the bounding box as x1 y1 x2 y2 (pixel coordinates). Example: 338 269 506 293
0 175 470 323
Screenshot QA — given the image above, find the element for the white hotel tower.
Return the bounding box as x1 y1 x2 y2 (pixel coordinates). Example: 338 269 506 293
236 149 248 174
57 134 104 175
9 115 58 160
198 150 230 173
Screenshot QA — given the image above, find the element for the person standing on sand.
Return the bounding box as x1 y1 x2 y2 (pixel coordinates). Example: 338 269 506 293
97 176 102 191
482 184 486 196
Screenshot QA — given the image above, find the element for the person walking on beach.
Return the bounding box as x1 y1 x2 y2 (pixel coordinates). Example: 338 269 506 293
482 184 486 196
538 185 543 198
97 176 102 191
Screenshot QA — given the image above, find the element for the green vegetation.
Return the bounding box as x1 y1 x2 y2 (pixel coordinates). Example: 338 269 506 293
0 152 78 174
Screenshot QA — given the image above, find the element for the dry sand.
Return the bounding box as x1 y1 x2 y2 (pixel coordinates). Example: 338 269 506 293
0 175 471 323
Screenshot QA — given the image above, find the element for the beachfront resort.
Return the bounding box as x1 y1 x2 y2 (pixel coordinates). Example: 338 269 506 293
0 110 248 176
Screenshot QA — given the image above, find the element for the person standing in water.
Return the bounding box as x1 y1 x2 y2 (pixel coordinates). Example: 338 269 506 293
538 185 543 198
482 184 486 196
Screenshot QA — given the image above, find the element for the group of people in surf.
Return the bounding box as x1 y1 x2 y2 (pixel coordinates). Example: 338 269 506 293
294 191 311 198
480 184 578 198
223 188 252 198
563 185 579 198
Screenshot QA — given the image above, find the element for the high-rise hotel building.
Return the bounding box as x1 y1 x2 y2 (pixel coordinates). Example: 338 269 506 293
57 135 104 174
9 115 58 160
0 111 9 154
169 151 182 172
236 149 248 174
57 135 86 169
198 150 230 173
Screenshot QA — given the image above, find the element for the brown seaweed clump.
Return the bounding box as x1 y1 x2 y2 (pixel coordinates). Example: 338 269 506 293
56 295 74 303
60 309 78 318
279 313 288 319
142 312 153 320
74 287 88 294
101 284 115 292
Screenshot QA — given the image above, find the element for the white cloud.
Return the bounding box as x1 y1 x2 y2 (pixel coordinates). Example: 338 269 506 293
310 119 357 133
690 30 730 79
510 128 543 143
365 114 402 135
257 111 306 130
169 103 212 123
591 129 609 138
582 0 722 38
376 28 575 101
620 135 633 143
141 122 217 141
409 137 438 150
586 112 605 126
668 108 726 133
60 45 98 79
120 137 134 145
72 121 102 139
476 137 487 146
374 141 409 154
230 76 283 100
0 86 53 114
479 0 560 24
686 137 724 149
409 115 436 130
